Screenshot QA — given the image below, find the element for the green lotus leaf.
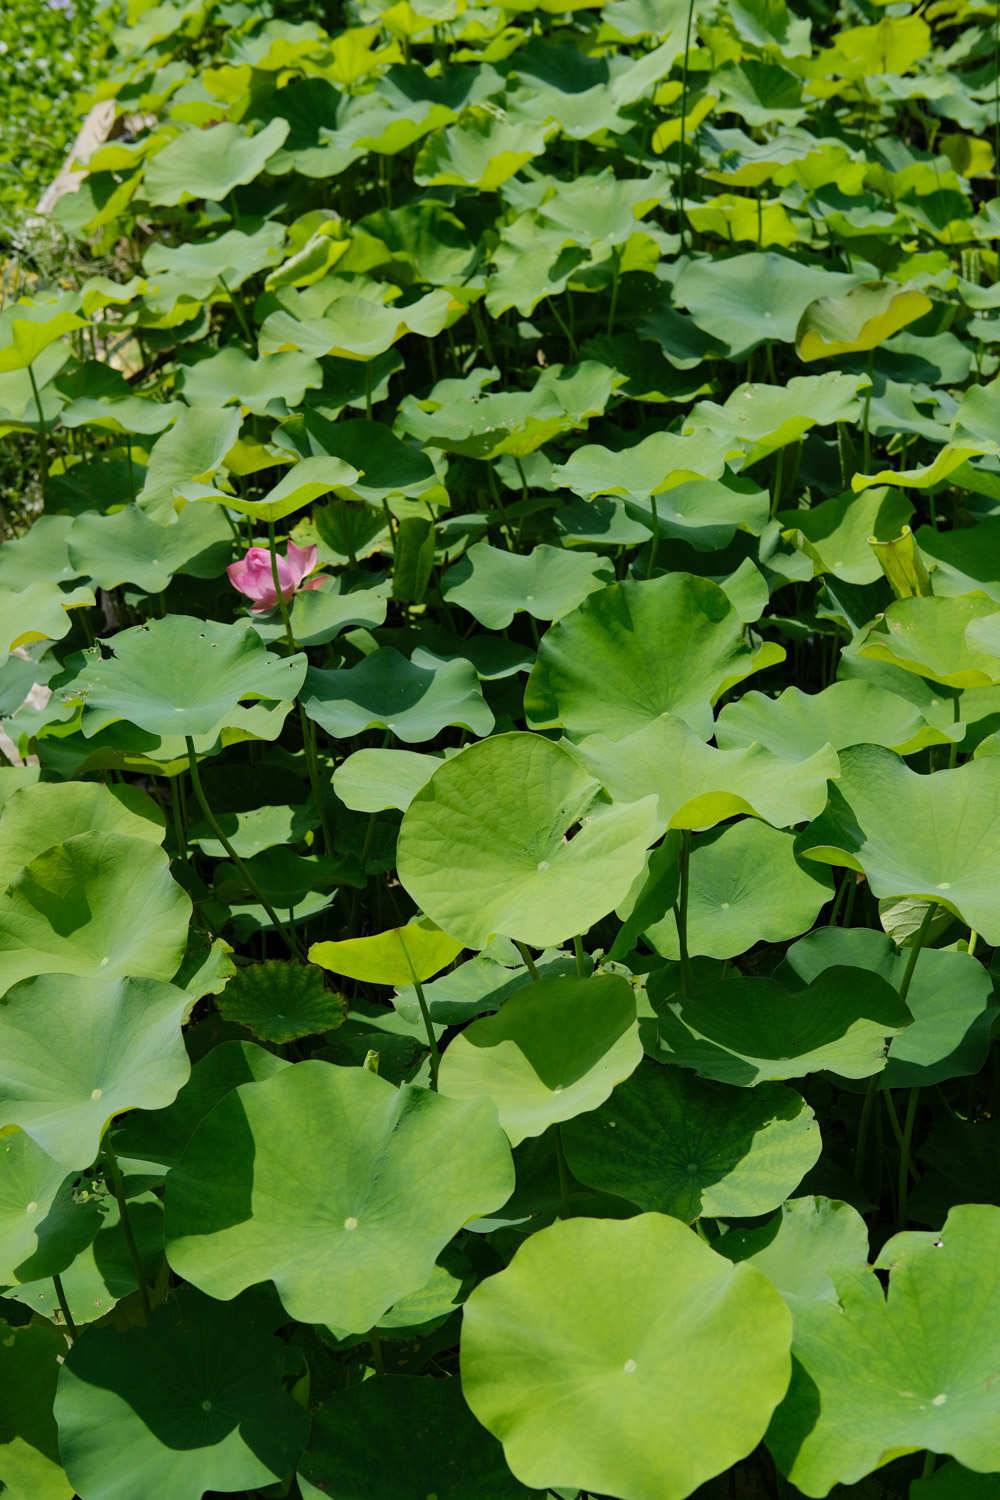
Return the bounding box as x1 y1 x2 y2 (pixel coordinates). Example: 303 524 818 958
143 118 290 205
461 1213 792 1500
67 501 231 593
785 926 995 1088
443 541 612 628
182 453 361 522
720 1195 871 1312
767 1204 1000 1494
0 1127 102 1283
332 747 443 812
137 405 242 523
54 1287 309 1500
114 1040 289 1175
280 414 437 504
438 973 641 1145
857 594 1000 688
177 348 323 413
0 973 191 1169
215 960 346 1043
646 820 833 960
415 114 553 190
0 1320 72 1500
552 429 727 500
912 1463 1000 1500
778 486 913 585
622 474 770 550
165 1061 514 1330
797 281 933 361
526 574 785 740
0 832 191 993
0 581 95 664
397 732 659 949
647 965 910 1084
298 1375 532 1500
573 712 838 832
260 287 462 360
684 374 867 468
310 917 463 985
142 223 286 299
918 517 1000 601
74 616 306 740
0 515 78 591
302 647 493 742
0 295 85 373
189 801 317 858
562 1061 821 1221
0 780 163 887
672 251 857 356
799 744 1000 942
715 680 948 758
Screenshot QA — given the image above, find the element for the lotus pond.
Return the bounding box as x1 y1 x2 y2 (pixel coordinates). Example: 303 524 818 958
0 0 998 1497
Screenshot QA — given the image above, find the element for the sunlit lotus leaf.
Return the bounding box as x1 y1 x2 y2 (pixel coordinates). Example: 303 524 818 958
683 374 866 467
137 405 242 523
0 1127 102 1284
67 501 231 593
443 542 611 627
415 114 554 190
143 118 290 205
332 747 443 811
779 486 913 585
715 680 948 758
260 287 462 360
857 594 1000 688
797 281 932 361
302 647 493 742
0 581 94 664
310 917 463 986
672 252 857 356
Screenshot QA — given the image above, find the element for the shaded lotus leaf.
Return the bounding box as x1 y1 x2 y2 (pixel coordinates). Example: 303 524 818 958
684 374 867 469
415 114 553 190
438 973 641 1145
720 1195 870 1312
646 820 833 961
796 281 932 361
918 518 1000 601
215 961 346 1043
0 832 191 993
177 348 323 413
552 429 727 500
622 474 769 550
443 541 611 628
562 1061 820 1221
461 1214 792 1500
672 251 857 356
182 453 361 523
75 616 306 740
526 574 785 740
912 1462 1000 1500
283 414 437 503
310 917 463 986
778 486 913 585
143 118 290 205
715 680 948 758
114 1040 289 1175
55 1287 308 1500
647 964 910 1084
260 287 461 361
165 1061 514 1330
189 801 317 859
137 405 242 523
0 1128 102 1283
857 594 1000 688
0 973 191 1169
0 1320 72 1500
573 712 838 832
333 747 443 812
0 581 94 664
302 647 493 742
784 926 995 1088
398 732 658 949
298 1374 532 1500
0 780 163 887
799 744 1000 943
67 501 231 593
767 1204 1000 1494
142 223 286 299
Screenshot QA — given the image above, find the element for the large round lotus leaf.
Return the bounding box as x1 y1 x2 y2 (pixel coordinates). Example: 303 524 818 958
778 485 913 585
525 574 784 740
54 1287 309 1500
683 374 866 469
646 820 832 961
309 917 464 985
647 966 909 1084
461 1213 792 1500
66 501 231 593
302 648 493 742
0 514 78 590
297 1376 533 1500
0 832 191 993
573 712 838 833
442 541 612 628
672 251 857 356
720 1195 871 1313
798 744 1000 943
165 1061 514 1331
0 581 94 664
437 973 642 1145
216 960 346 1043
767 1204 1000 1494
143 118 291 205
0 1128 102 1283
260 288 461 362
857 594 1000 688
715 680 945 758
137 406 242 524
551 428 727 501
397 733 659 949
189 800 317 858
0 973 191 1169
0 780 163 887
177 347 323 413
561 1061 820 1222
115 1040 289 1175
796 281 932 362
0 1321 72 1500
75 616 306 740
784 926 995 1087
332 747 443 812
142 222 285 294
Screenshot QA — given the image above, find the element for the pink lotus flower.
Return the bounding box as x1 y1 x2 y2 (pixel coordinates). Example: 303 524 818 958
227 543 325 613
